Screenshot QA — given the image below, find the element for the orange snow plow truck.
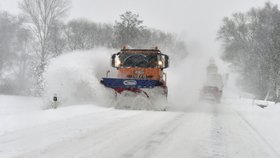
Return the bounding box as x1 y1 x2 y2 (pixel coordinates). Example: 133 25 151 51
100 47 169 110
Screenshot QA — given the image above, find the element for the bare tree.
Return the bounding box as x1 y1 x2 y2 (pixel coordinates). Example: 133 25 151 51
114 11 144 47
19 0 70 95
64 19 93 50
0 11 17 79
0 11 34 94
218 2 280 100
64 19 114 50
48 20 67 57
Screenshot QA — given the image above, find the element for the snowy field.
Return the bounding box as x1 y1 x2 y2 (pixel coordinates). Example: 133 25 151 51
1 93 280 158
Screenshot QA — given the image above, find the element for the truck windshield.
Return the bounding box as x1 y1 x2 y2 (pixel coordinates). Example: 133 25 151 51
119 53 158 68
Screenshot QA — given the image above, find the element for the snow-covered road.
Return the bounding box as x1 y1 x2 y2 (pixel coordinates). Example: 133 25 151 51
1 96 280 158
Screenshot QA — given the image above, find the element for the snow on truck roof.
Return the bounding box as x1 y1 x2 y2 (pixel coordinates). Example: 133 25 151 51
119 48 162 54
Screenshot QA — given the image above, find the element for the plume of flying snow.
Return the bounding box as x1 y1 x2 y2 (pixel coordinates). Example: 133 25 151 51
43 48 116 107
43 46 236 110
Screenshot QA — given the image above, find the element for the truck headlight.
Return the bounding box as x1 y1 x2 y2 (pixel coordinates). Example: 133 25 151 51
158 60 163 67
115 58 121 67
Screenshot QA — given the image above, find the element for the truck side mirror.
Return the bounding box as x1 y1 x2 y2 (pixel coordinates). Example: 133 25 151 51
111 54 116 67
111 54 121 68
158 54 169 69
164 54 169 68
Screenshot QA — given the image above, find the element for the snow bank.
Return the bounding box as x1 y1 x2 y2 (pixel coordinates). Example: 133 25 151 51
0 95 42 115
0 95 115 136
44 48 116 107
224 98 280 153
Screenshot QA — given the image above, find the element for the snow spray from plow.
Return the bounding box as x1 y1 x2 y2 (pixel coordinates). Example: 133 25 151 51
43 48 113 107
43 47 222 110
43 47 169 110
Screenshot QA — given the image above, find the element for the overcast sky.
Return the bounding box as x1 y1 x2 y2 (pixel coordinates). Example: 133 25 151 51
1 0 280 55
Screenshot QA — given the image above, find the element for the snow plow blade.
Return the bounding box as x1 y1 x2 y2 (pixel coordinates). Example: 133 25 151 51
101 78 162 89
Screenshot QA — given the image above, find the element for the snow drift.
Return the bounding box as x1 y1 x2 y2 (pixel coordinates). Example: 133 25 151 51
44 48 115 107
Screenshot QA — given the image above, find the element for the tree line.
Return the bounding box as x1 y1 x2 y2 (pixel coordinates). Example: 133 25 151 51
218 2 280 101
0 0 188 95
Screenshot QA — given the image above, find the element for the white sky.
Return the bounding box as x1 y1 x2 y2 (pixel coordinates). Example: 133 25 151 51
1 0 280 55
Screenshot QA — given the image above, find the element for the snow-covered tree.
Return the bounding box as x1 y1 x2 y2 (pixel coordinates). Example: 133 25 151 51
0 12 17 80
19 0 70 95
218 2 280 100
114 11 144 47
48 20 67 57
64 19 114 50
0 11 33 94
113 11 188 59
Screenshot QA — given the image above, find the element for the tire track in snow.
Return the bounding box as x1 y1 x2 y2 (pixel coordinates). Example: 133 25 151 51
121 113 185 158
0 108 120 144
234 109 280 158
205 105 227 158
0 107 111 136
0 109 142 158
17 111 178 158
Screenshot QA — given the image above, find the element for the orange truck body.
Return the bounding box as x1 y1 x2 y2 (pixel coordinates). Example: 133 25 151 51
118 67 162 81
101 47 169 97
